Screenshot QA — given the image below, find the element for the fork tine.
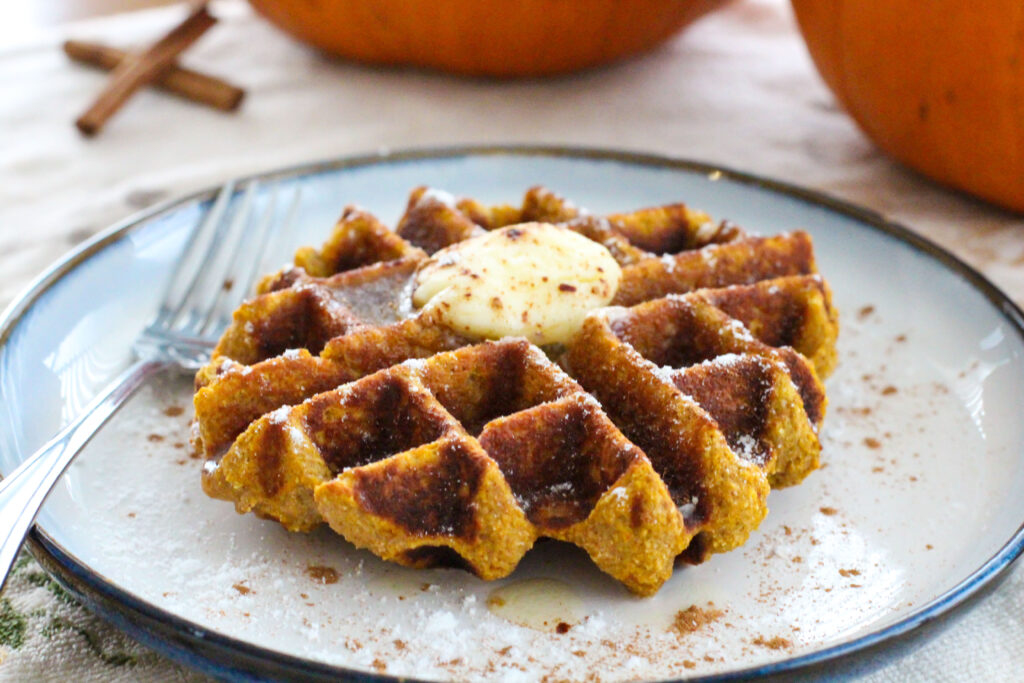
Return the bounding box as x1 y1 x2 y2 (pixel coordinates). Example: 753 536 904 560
198 184 285 338
152 181 235 329
184 181 259 337
256 185 302 281
238 186 288 294
170 182 257 335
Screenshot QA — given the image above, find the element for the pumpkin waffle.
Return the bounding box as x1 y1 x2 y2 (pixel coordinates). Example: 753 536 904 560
195 186 837 595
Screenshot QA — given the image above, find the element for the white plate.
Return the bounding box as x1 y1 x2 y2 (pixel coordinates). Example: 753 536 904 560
2 148 1023 682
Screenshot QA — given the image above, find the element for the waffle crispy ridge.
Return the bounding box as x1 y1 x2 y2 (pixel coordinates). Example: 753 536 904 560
195 186 838 595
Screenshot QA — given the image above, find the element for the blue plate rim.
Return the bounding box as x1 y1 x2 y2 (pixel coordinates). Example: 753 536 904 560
2 144 1023 681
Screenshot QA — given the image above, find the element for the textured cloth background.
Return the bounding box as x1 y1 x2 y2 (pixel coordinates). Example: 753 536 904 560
0 0 1021 680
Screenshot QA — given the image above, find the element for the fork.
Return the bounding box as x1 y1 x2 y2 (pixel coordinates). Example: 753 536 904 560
0 180 296 591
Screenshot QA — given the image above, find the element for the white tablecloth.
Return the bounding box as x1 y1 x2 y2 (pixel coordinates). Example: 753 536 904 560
0 1 1021 680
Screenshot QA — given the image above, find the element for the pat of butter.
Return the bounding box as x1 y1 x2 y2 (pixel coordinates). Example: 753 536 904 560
412 222 621 345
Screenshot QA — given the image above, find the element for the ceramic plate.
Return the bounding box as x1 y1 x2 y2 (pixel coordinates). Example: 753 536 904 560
2 148 1023 682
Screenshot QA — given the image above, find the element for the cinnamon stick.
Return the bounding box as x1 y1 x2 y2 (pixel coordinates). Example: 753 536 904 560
75 2 217 137
65 39 244 112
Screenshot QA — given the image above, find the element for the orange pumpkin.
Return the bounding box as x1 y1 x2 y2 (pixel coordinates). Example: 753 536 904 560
791 1 1024 212
247 0 730 77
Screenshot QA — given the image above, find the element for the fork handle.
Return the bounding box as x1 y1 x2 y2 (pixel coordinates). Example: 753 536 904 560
0 359 169 591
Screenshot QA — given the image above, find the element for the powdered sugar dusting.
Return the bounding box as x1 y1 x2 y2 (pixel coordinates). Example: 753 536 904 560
731 434 760 460
267 405 290 424
287 426 307 448
599 306 631 327
420 187 458 208
218 356 252 375
545 481 575 496
216 356 251 376
702 352 747 368
574 391 604 414
400 357 428 373
693 221 720 244
659 253 679 273
725 318 755 342
650 363 681 384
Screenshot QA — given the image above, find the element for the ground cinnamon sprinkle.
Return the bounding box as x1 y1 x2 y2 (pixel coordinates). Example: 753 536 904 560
839 568 861 577
671 604 724 636
819 506 838 516
163 405 185 417
231 582 251 595
752 635 792 650
305 565 340 584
